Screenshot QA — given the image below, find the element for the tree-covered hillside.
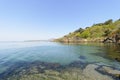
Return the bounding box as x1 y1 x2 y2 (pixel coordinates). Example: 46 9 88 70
55 19 120 43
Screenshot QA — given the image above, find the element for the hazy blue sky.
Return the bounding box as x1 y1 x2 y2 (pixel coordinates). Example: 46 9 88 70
0 0 120 41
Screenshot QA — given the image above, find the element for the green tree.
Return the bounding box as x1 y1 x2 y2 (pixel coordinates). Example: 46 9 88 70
104 19 113 25
75 28 84 33
80 30 90 38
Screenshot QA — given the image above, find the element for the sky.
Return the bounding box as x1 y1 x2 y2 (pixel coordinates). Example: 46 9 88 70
0 0 120 41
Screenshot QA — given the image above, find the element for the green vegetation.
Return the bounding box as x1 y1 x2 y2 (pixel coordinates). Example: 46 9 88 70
56 19 120 42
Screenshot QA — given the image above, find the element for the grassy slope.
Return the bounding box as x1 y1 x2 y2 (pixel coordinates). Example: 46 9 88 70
56 19 120 42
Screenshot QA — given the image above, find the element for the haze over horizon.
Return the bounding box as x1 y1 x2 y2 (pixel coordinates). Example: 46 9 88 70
0 0 120 41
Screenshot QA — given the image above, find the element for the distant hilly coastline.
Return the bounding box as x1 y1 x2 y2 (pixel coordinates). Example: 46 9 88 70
24 40 50 42
55 19 120 44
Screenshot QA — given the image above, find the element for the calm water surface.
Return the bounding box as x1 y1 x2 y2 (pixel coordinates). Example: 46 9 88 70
0 41 120 73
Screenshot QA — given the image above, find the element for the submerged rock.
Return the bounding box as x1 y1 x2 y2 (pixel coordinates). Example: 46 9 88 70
83 64 114 80
68 61 87 69
0 61 118 80
97 65 120 79
79 56 86 60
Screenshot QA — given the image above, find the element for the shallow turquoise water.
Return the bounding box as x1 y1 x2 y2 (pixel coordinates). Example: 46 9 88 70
0 42 120 73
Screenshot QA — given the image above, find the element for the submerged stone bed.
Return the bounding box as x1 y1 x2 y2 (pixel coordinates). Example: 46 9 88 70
0 61 120 80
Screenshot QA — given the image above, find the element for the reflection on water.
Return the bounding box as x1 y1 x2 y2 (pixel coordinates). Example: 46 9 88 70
103 43 120 61
0 42 120 80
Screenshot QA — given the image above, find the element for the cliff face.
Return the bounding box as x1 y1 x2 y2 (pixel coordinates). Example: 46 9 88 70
55 19 120 43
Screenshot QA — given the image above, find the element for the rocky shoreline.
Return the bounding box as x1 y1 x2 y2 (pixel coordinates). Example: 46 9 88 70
0 61 120 80
54 37 120 45
54 37 104 43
